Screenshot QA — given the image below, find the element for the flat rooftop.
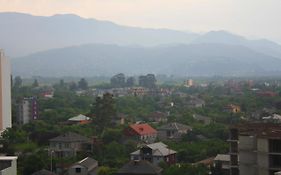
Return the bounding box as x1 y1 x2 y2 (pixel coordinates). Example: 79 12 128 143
0 156 18 161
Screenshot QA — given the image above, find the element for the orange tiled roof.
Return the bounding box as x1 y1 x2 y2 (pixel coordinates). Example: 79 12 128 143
130 124 157 136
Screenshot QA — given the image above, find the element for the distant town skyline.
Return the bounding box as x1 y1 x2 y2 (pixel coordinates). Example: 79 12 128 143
0 0 281 43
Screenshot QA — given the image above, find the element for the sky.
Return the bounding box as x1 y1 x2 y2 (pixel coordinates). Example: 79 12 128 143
0 0 281 43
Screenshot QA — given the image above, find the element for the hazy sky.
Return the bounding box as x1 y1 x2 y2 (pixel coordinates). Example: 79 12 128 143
0 0 281 42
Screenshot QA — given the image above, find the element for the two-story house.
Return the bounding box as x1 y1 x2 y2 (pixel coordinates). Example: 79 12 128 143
157 122 192 141
130 142 177 165
124 124 157 143
49 132 92 158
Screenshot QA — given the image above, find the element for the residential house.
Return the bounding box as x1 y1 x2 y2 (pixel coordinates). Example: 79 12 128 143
224 104 241 113
257 91 278 97
185 79 194 87
214 154 230 174
193 114 211 125
128 87 148 96
116 160 162 175
157 122 192 141
31 169 57 175
49 132 92 158
187 97 205 108
130 142 177 165
262 114 281 123
146 111 168 123
0 156 18 175
124 124 157 143
251 108 276 120
67 157 98 175
68 114 91 125
112 113 129 125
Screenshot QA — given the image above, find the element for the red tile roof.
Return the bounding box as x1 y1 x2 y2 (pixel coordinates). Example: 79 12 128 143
130 124 157 136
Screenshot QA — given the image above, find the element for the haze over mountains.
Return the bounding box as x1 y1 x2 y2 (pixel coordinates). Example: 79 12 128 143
2 12 281 77
0 12 198 57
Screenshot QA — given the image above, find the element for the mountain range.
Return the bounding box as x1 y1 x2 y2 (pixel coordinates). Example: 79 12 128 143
2 12 281 77
12 43 281 77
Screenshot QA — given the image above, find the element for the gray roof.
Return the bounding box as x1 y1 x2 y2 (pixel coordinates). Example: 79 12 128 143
31 169 57 175
187 97 205 106
49 132 90 143
214 154 230 162
117 160 162 175
68 114 91 121
131 142 176 157
193 114 210 120
158 122 192 131
73 157 98 172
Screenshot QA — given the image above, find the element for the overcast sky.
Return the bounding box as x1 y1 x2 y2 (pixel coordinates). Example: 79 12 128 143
0 0 280 43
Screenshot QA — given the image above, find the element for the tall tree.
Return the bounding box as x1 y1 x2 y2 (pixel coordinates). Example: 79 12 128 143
91 93 116 133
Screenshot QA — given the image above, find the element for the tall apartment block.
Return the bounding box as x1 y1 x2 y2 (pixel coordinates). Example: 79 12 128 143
18 97 39 125
229 123 281 175
0 49 11 132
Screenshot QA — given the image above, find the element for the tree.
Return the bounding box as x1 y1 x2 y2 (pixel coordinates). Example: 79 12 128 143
78 78 88 90
22 154 45 175
97 166 116 175
91 93 116 133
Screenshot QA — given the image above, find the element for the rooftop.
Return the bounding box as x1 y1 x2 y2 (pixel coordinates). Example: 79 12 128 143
73 157 98 171
214 154 230 162
31 169 57 175
131 142 176 156
130 124 157 136
49 132 90 143
0 156 18 161
117 160 162 175
158 122 192 131
68 114 91 121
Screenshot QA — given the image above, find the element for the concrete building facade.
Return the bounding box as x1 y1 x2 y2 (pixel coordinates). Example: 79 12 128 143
18 97 39 125
0 156 18 175
229 123 281 175
0 50 11 132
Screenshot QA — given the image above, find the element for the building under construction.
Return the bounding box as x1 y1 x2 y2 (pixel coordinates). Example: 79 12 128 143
229 123 281 175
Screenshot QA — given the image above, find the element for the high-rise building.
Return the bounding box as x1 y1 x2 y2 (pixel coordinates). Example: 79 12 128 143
17 97 39 125
0 49 11 132
229 123 281 175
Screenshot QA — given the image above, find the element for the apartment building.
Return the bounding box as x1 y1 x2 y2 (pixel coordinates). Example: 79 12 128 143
17 97 39 125
0 50 11 132
229 123 281 175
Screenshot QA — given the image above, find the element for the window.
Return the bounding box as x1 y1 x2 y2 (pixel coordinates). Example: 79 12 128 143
75 167 81 173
